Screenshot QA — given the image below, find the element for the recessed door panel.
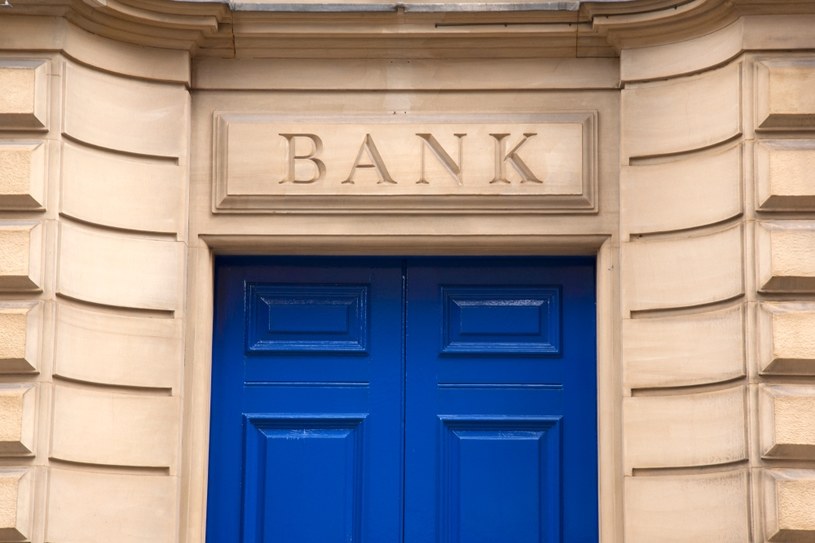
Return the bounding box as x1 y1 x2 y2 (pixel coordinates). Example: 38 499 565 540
207 257 597 542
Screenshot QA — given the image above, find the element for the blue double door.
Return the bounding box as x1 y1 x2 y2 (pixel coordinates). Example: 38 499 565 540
208 257 597 542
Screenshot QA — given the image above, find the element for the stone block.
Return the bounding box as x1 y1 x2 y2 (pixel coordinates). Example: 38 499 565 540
46 468 175 543
622 62 741 159
61 142 183 233
756 57 815 130
0 223 42 292
624 386 746 470
57 222 181 311
0 60 48 131
755 140 815 212
63 62 187 158
758 303 815 375
54 303 181 389
0 470 32 542
50 384 179 469
0 303 41 374
765 470 815 542
623 304 744 389
625 470 749 542
621 144 742 235
0 385 35 457
622 224 743 312
757 222 815 293
761 385 815 460
0 142 46 210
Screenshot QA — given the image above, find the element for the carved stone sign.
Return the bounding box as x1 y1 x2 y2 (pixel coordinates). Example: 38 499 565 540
213 113 596 213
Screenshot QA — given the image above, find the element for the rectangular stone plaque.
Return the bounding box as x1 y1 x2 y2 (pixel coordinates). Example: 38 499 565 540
213 113 596 213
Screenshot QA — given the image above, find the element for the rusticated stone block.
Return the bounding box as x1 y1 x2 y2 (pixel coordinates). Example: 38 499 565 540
61 142 182 233
623 304 744 389
624 386 747 470
758 303 815 375
625 470 749 542
0 223 42 292
0 142 45 210
761 385 815 460
57 222 181 311
622 224 743 311
63 62 186 158
765 470 815 541
0 385 35 457
756 140 815 212
757 222 815 293
622 62 741 159
54 303 181 389
46 468 175 543
50 384 179 469
0 60 47 131
621 144 742 235
0 469 32 541
756 57 815 130
0 304 41 374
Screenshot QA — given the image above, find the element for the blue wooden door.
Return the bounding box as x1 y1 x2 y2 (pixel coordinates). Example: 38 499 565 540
207 257 597 542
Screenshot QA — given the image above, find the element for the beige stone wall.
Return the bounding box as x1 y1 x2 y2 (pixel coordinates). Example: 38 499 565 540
0 19 189 542
618 16 815 542
1 2 815 542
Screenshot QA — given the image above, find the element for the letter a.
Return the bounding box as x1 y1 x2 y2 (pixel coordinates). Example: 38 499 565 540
343 134 396 184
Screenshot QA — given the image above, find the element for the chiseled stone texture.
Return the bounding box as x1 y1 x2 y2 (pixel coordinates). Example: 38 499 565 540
50 384 179 469
621 144 742 236
57 221 182 311
623 386 747 470
755 56 815 130
625 469 750 542
765 470 815 542
758 303 815 375
0 142 46 210
757 222 815 293
623 304 745 389
0 304 41 374
47 468 176 543
0 60 48 130
622 224 743 312
755 140 815 211
761 385 815 460
61 142 183 234
54 303 181 389
63 62 187 158
0 223 42 291
0 469 32 541
622 62 741 159
0 385 35 457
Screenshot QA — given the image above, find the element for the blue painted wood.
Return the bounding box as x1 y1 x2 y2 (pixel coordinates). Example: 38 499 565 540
404 258 597 543
207 257 597 542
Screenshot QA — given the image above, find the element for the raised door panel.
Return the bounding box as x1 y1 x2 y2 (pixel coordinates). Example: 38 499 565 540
208 258 403 543
404 258 597 543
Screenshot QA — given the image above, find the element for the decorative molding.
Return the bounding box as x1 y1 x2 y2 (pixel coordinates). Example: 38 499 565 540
212 112 597 214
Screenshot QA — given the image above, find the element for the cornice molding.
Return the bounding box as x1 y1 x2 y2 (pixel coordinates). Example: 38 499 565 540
2 0 814 57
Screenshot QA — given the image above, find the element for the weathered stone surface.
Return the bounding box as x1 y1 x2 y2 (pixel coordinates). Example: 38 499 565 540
624 386 747 470
756 140 815 211
622 225 743 312
757 222 815 293
51 384 179 469
761 385 815 460
624 470 750 543
0 469 32 541
765 470 815 542
756 56 815 130
0 142 46 210
758 303 815 375
0 223 42 291
0 60 47 130
623 304 744 389
0 304 41 374
0 386 35 457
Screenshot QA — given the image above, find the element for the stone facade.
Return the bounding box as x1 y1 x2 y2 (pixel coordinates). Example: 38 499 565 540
0 0 814 541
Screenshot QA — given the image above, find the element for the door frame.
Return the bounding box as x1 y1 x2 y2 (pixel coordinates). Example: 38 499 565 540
180 234 621 542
